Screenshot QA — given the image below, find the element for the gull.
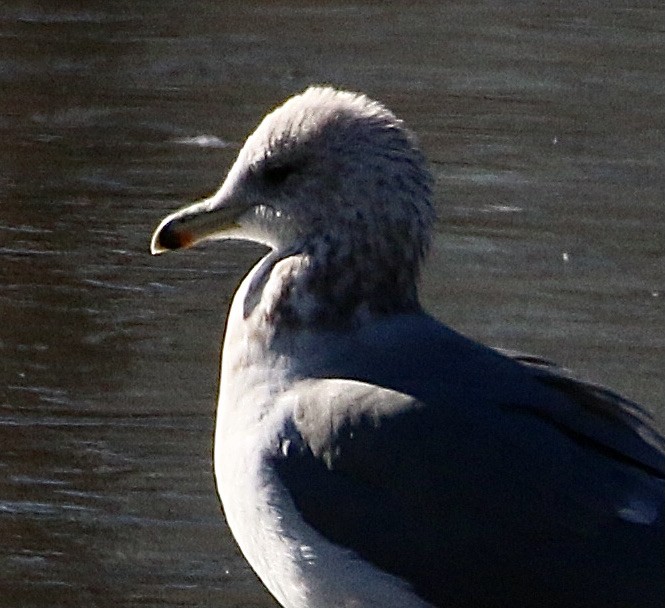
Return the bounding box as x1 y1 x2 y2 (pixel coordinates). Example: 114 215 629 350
150 86 664 608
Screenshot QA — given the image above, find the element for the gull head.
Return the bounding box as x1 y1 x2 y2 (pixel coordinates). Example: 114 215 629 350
151 86 434 270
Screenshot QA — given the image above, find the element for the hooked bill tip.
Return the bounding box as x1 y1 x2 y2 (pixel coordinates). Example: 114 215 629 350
150 219 195 255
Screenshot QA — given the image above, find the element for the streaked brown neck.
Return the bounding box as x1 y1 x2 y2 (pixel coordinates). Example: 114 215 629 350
245 233 421 332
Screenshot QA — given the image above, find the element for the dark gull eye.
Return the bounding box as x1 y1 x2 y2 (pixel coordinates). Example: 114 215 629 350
262 163 298 187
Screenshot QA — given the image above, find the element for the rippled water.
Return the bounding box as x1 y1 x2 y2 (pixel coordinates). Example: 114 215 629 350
1 2 663 606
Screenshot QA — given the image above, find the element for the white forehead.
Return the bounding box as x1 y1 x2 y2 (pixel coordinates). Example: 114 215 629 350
239 86 405 166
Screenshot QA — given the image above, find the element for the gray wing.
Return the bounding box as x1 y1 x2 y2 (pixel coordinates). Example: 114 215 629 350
273 315 665 608
498 348 665 477
293 312 665 479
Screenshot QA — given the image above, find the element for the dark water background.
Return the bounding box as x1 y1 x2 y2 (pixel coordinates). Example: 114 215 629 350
1 2 663 606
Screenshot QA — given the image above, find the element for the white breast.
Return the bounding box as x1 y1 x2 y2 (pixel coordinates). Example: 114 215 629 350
213 262 433 608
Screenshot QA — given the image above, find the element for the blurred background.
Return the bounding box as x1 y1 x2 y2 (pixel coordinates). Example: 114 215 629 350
1 1 663 606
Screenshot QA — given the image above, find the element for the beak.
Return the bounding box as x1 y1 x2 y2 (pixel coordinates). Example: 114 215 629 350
150 189 248 255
